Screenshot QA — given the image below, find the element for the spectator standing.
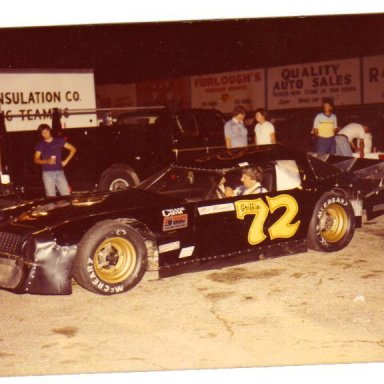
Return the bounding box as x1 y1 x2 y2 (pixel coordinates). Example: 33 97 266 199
312 99 338 154
34 123 77 197
254 108 276 145
338 122 370 157
224 105 247 149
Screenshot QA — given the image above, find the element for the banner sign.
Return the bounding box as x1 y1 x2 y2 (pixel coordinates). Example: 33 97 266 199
96 83 137 109
363 55 384 104
0 70 97 131
267 58 361 110
191 69 265 113
136 77 190 110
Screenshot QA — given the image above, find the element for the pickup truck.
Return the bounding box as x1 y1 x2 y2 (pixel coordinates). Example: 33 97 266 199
0 107 227 199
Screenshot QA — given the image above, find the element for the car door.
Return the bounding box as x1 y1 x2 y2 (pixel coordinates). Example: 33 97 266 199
194 161 312 259
146 167 212 268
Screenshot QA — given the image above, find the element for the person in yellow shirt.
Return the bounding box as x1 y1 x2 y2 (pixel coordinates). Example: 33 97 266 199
312 99 338 154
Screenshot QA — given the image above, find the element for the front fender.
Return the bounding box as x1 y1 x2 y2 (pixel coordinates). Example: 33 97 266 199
17 231 77 295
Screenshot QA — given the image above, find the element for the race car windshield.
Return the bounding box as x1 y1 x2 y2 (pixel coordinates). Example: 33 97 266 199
137 167 218 201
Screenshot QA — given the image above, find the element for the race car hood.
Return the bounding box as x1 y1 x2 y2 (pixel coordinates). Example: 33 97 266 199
0 188 176 232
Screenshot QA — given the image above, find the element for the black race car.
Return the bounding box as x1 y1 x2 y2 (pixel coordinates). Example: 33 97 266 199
0 144 383 295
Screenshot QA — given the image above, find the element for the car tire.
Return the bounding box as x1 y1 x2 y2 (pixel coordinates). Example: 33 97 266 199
307 192 355 252
73 220 148 295
98 166 139 191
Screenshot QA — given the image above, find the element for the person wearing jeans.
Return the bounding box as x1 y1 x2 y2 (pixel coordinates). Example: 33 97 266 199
34 123 77 197
312 99 338 155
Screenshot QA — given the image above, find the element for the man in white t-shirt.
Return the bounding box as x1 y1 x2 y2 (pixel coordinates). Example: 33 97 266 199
254 108 276 145
338 122 370 157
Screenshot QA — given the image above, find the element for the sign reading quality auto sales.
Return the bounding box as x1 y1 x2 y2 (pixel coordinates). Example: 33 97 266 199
267 58 361 110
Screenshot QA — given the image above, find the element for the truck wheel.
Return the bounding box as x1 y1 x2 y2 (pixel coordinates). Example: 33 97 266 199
73 220 148 295
307 192 355 252
99 166 139 191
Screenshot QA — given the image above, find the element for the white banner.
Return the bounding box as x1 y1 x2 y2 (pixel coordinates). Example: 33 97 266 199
267 58 361 110
0 70 97 132
191 69 265 113
363 55 384 104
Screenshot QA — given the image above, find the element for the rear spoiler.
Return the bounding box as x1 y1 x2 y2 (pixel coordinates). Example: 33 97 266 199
309 153 384 180
310 153 384 219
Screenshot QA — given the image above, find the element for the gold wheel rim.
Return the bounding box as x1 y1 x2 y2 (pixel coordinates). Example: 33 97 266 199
319 203 348 243
94 237 137 284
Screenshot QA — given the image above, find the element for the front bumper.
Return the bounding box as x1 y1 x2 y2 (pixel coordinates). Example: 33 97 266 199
0 234 77 295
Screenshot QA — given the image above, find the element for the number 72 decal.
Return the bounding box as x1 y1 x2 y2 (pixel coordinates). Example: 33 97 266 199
234 194 301 245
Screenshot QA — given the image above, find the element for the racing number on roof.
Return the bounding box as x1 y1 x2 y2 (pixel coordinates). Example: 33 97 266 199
234 194 301 245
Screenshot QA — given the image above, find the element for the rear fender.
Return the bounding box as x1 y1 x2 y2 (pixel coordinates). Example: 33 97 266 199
330 187 363 228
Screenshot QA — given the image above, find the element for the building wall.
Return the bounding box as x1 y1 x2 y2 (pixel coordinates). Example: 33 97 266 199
96 54 384 112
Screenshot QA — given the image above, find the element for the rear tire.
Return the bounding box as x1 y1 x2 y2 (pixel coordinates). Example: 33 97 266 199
307 192 355 252
73 220 148 295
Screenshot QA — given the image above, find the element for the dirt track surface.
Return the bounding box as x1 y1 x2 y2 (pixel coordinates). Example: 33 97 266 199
1 214 384 377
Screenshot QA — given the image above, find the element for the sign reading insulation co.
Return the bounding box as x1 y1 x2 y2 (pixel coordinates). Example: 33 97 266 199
0 70 97 132
191 69 265 113
267 58 361 110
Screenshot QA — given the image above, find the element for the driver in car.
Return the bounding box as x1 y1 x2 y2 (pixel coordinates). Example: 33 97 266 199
224 167 268 197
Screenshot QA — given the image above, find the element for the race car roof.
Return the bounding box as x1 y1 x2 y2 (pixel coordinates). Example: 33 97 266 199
176 144 308 171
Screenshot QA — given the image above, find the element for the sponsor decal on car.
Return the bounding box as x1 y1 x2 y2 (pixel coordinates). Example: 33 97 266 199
198 203 235 216
162 214 188 231
179 246 195 258
234 194 301 245
158 241 181 253
162 207 186 217
195 146 266 163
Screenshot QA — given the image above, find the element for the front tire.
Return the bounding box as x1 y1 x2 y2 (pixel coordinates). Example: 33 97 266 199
307 192 355 252
73 220 148 295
